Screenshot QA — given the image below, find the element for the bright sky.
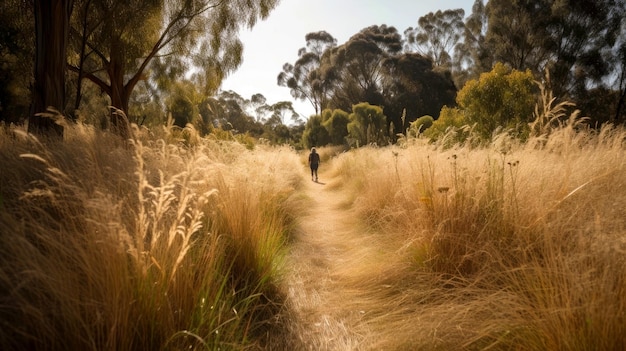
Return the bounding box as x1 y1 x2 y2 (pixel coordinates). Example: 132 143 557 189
220 0 475 119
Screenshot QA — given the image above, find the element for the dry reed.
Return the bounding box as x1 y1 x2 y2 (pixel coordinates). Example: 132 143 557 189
0 123 303 350
328 123 626 350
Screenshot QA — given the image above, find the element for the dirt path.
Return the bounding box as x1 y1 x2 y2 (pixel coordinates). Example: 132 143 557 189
280 171 387 350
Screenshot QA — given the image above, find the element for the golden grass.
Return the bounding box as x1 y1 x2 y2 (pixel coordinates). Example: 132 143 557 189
2 119 625 350
0 124 304 350
326 125 626 350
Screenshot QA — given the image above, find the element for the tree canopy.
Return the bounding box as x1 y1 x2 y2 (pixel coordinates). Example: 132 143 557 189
2 0 626 143
404 9 466 69
457 62 536 139
69 0 279 138
2 0 279 137
277 31 337 116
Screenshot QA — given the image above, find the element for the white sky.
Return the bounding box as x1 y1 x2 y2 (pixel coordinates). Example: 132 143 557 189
220 0 475 119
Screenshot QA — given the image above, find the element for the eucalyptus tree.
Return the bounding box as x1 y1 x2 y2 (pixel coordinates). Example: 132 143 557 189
484 0 551 72
305 25 456 139
347 102 388 146
321 109 350 145
454 0 491 88
382 53 457 134
269 101 300 126
69 0 279 138
249 93 271 122
404 9 466 70
301 114 330 149
547 0 625 99
277 31 337 115
485 0 625 100
207 90 262 134
322 25 403 112
166 80 202 128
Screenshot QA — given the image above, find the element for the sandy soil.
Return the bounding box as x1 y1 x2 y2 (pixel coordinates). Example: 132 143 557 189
279 171 387 351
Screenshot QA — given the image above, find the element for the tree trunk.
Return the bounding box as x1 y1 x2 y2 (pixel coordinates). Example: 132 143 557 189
615 87 626 125
73 0 93 117
108 41 131 140
29 0 73 137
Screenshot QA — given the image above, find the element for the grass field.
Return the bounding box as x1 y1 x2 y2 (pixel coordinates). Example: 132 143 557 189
318 124 626 350
1 121 624 350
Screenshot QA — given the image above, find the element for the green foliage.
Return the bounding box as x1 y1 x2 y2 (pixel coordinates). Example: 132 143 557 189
408 115 434 137
67 0 279 136
456 62 536 140
424 106 467 143
283 26 458 141
302 114 330 149
322 108 350 145
301 103 388 148
167 81 201 128
322 25 401 113
347 103 388 147
484 0 624 113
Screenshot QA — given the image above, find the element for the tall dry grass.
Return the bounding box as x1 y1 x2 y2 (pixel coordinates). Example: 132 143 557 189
328 122 626 349
0 123 304 350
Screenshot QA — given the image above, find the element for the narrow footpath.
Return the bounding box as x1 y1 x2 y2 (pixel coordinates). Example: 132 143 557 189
278 170 393 350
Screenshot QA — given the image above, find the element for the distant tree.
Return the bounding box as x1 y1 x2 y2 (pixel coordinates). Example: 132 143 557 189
271 123 291 144
404 9 466 70
321 109 350 145
457 63 536 140
408 115 434 137
485 0 625 101
288 123 305 148
203 90 262 135
167 81 201 128
270 101 300 126
278 31 337 115
347 102 387 146
302 114 330 149
454 0 491 88
249 93 271 122
323 25 403 112
382 53 457 135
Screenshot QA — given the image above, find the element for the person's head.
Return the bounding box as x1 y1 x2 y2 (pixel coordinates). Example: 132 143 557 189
311 147 316 153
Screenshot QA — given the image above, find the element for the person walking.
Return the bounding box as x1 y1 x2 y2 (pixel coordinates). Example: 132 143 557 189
308 147 320 182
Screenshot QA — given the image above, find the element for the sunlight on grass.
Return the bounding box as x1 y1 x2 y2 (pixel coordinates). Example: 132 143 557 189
326 123 626 350
0 124 303 350
1 118 625 350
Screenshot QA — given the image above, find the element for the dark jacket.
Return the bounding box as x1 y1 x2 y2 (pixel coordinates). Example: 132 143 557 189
308 152 320 166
